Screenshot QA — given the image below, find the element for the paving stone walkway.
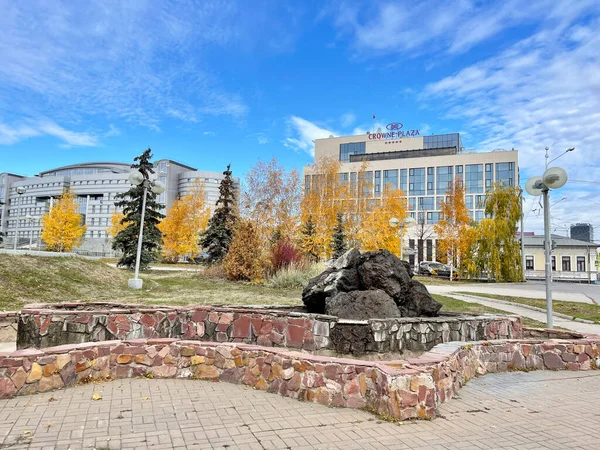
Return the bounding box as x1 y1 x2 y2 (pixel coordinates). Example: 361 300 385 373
0 370 599 450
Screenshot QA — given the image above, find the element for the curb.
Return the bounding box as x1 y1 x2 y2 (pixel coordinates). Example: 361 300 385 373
450 293 598 325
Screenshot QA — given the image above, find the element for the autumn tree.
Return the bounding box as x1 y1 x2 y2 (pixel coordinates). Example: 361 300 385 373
112 148 164 270
356 188 408 254
242 157 302 245
330 212 347 259
106 211 129 238
222 220 264 282
159 180 210 262
474 184 523 281
199 164 237 264
434 178 470 279
41 189 86 252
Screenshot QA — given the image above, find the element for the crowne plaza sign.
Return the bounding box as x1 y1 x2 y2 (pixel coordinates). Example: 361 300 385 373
368 122 420 140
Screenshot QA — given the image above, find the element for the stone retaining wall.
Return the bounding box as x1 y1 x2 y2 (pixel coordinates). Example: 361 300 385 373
17 303 523 356
0 336 598 420
0 313 18 343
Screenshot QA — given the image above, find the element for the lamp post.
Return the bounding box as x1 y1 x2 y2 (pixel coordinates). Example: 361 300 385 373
127 170 165 289
389 216 416 260
13 186 26 250
525 147 573 328
25 215 34 250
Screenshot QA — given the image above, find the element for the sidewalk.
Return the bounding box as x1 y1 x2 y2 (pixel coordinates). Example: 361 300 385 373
0 372 598 449
429 286 600 335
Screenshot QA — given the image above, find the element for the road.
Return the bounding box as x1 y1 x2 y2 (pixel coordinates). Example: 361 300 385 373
430 280 600 304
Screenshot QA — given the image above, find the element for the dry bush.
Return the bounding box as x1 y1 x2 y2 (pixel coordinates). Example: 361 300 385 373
202 264 225 279
222 220 265 283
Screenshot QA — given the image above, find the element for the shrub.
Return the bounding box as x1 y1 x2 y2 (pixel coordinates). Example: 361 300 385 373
222 220 265 283
270 238 303 273
266 261 327 290
202 264 225 279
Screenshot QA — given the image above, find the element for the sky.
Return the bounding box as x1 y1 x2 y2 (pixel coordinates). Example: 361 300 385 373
1 0 599 238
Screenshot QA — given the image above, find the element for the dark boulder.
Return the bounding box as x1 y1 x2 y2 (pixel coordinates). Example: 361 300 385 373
357 250 412 300
301 248 441 318
325 289 400 320
401 260 414 278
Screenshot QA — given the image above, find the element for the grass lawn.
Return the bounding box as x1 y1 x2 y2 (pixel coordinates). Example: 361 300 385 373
456 292 600 324
0 254 548 329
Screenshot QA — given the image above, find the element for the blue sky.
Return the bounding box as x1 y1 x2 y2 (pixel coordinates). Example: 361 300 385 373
1 0 600 236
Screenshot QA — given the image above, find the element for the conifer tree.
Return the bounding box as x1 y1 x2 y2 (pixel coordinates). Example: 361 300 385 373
112 148 164 270
300 215 319 262
222 220 264 282
199 164 237 263
330 212 347 259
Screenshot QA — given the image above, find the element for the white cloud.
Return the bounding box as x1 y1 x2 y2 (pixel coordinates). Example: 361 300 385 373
256 134 270 145
340 113 356 128
422 16 600 234
203 131 216 136
0 0 252 131
104 124 121 137
330 0 600 57
0 120 97 147
284 116 336 157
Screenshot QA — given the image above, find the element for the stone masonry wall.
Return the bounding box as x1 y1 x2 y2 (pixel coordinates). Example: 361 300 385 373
0 313 18 343
17 303 523 356
0 336 598 421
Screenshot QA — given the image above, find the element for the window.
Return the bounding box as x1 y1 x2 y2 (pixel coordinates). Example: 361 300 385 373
408 197 416 211
427 167 435 195
577 256 586 272
350 172 357 195
436 166 453 195
400 169 408 193
339 142 366 162
383 170 398 191
525 256 534 270
562 256 571 271
485 163 493 191
418 197 434 211
374 171 381 197
496 162 515 187
552 256 556 271
465 195 473 210
475 195 486 209
426 239 433 261
427 212 440 224
465 164 483 194
409 168 425 195
159 162 167 172
359 171 373 196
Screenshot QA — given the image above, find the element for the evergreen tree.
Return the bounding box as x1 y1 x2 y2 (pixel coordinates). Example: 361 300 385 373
299 215 319 262
330 212 347 259
112 148 164 270
199 164 237 263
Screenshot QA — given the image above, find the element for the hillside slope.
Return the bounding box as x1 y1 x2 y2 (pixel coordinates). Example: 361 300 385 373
0 254 130 310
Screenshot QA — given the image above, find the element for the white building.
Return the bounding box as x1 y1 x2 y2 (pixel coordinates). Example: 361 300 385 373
304 124 519 267
0 160 239 255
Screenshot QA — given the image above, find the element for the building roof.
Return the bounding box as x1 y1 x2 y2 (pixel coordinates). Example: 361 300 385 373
39 162 131 176
523 234 600 249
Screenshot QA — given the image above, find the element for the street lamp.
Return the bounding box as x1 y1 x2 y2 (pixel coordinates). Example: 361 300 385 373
389 216 416 260
25 215 34 250
13 186 26 250
127 169 165 289
525 147 573 328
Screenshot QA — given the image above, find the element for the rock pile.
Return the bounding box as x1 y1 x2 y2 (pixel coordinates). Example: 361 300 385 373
302 249 442 320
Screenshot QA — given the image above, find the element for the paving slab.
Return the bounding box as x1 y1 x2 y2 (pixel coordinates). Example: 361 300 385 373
0 371 599 449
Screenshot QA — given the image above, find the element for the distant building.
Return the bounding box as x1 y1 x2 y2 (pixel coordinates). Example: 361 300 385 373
523 233 599 283
570 223 594 243
304 126 519 267
0 160 239 255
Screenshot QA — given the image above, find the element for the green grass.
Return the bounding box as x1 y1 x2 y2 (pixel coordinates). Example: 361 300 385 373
0 254 550 330
456 292 600 324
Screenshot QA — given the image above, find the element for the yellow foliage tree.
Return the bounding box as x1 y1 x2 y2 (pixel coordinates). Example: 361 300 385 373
158 180 210 262
222 220 265 282
106 211 130 238
41 190 86 252
356 188 408 254
434 178 470 279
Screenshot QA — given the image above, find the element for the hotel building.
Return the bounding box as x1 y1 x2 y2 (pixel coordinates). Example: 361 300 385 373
0 160 239 255
304 126 519 267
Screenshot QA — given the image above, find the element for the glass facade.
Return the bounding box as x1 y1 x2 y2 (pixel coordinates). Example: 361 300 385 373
436 166 453 194
465 164 483 194
409 168 425 195
418 197 435 211
374 171 381 197
423 133 462 150
400 169 408 193
495 162 515 187
485 163 493 190
427 167 434 195
339 142 366 163
383 169 398 190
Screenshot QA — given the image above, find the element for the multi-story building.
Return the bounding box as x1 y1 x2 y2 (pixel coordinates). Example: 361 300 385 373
0 159 239 254
304 126 519 266
570 223 594 243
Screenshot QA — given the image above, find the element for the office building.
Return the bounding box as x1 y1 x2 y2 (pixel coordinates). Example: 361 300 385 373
0 160 239 254
304 125 519 266
570 223 594 243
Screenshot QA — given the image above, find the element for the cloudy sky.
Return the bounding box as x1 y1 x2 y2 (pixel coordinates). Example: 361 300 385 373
1 0 599 237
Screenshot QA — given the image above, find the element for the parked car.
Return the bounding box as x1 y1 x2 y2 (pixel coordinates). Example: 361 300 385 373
418 261 451 278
